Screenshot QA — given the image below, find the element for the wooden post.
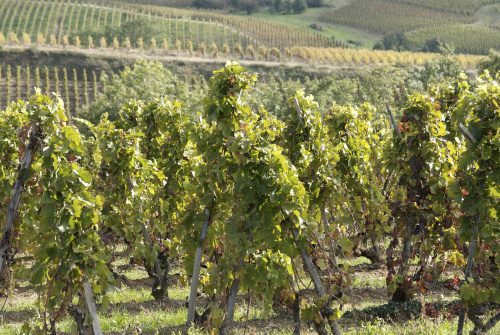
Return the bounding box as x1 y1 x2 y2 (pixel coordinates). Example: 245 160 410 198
458 123 477 144
127 183 165 298
386 104 401 138
186 207 212 326
83 280 103 335
457 123 478 335
321 208 338 268
293 229 342 335
140 221 163 284
456 224 478 335
0 124 40 274
219 278 240 335
294 97 303 122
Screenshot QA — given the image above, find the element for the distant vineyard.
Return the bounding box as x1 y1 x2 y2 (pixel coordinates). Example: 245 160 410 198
407 24 500 55
0 65 104 115
102 0 194 6
0 36 485 69
390 0 499 14
0 0 340 54
477 3 500 29
319 0 472 34
290 46 484 68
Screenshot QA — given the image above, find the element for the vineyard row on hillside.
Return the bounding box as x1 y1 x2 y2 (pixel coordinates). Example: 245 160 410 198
319 0 473 34
0 65 103 115
0 36 486 70
388 0 498 14
406 24 500 55
319 0 500 54
0 0 340 52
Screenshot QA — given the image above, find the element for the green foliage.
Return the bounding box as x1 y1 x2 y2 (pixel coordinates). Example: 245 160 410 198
80 95 196 299
418 57 463 90
386 82 466 301
0 106 23 224
284 90 338 207
479 50 500 78
373 32 412 52
1 61 498 334
325 102 391 251
81 61 193 124
1 92 111 330
292 0 308 14
454 74 499 307
192 62 309 314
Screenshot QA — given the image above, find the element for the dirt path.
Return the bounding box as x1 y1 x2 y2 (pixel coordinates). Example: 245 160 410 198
0 44 359 72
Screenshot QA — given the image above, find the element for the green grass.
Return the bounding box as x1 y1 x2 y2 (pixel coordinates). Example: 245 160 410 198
249 7 379 48
342 318 477 335
100 308 186 332
1 248 498 334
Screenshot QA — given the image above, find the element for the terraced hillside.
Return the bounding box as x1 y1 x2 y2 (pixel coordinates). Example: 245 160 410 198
0 0 341 54
320 0 472 34
389 0 498 14
319 0 500 54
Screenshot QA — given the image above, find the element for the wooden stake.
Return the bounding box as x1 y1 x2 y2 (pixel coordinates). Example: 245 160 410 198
0 124 40 274
294 97 303 122
219 278 240 335
459 123 477 144
140 221 163 284
293 228 342 335
83 280 103 335
456 224 478 335
186 208 212 326
386 104 401 138
457 129 478 335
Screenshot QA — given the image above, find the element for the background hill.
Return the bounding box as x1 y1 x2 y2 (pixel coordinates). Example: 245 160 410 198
105 0 500 54
0 0 498 55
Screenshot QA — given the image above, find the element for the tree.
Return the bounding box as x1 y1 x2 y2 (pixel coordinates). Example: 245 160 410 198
274 0 292 13
422 38 455 55
292 0 307 13
242 0 259 14
306 0 324 7
193 0 226 9
373 32 411 51
272 0 283 12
